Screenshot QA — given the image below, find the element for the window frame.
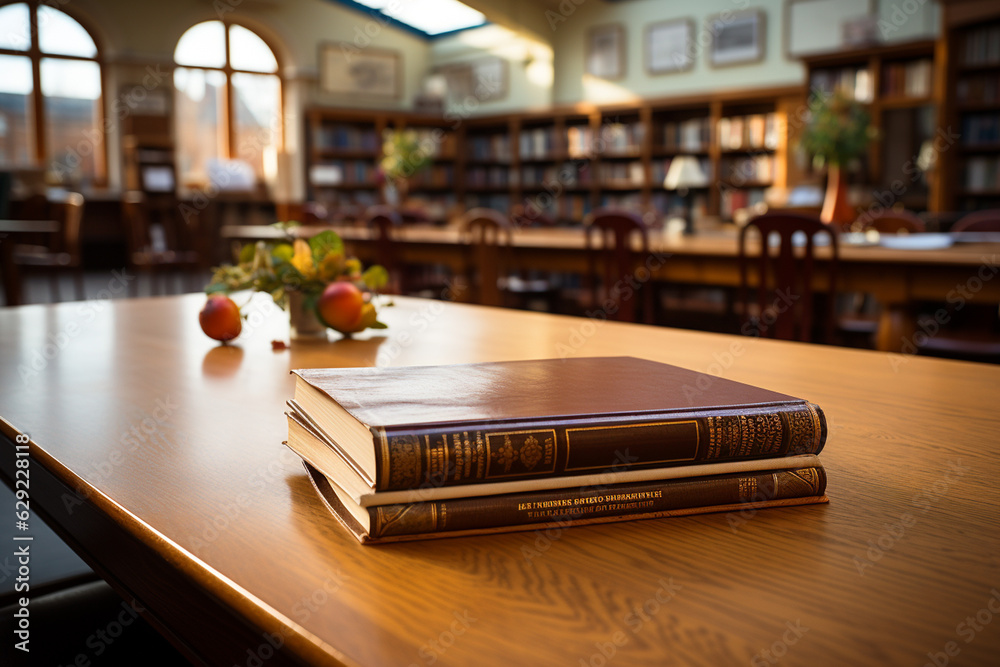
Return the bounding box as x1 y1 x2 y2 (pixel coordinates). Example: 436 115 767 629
0 0 108 185
174 19 285 185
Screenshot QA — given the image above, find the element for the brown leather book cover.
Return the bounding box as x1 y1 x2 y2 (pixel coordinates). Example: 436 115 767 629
303 461 828 544
293 356 827 492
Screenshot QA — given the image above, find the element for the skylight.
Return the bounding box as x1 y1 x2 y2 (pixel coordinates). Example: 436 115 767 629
346 0 486 36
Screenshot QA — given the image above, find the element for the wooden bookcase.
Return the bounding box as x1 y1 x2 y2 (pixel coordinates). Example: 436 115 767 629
304 85 802 225
939 1 1000 213
801 40 942 213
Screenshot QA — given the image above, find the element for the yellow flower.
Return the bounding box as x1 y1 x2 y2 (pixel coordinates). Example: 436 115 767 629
318 252 345 282
291 239 316 279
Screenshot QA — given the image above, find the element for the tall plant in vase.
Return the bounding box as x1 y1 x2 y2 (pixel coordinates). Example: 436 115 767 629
379 129 433 206
801 91 874 228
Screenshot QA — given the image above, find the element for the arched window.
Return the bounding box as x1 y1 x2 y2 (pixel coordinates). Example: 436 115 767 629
173 20 282 187
0 1 105 184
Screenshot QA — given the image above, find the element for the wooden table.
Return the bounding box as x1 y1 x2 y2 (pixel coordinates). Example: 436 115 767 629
221 224 1000 352
1 295 998 666
0 219 59 306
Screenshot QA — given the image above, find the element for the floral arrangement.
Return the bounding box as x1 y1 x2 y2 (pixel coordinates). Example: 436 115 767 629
201 225 388 340
801 91 875 169
379 129 434 184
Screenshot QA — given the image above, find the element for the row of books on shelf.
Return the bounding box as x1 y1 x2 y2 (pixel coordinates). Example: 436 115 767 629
964 157 1000 192
718 114 779 151
465 193 510 213
598 162 645 187
469 134 512 162
520 164 588 188
409 164 455 188
962 114 1000 145
599 122 646 154
881 59 933 98
522 192 592 221
720 187 766 220
313 124 378 153
956 74 1000 105
520 127 556 160
722 155 775 184
600 192 644 210
285 358 829 543
410 129 458 160
962 24 1000 67
658 118 711 153
810 66 874 104
309 161 376 187
466 166 510 188
650 191 708 219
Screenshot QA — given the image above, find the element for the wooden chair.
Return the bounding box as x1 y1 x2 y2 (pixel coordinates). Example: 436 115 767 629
583 209 654 324
14 192 86 301
860 209 927 234
459 208 513 307
364 205 404 294
952 210 1000 232
121 191 201 296
738 212 839 343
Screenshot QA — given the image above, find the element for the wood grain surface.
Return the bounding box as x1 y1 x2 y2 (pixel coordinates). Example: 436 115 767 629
1 294 998 666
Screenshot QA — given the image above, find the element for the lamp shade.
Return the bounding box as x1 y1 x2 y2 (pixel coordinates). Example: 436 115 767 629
663 156 709 190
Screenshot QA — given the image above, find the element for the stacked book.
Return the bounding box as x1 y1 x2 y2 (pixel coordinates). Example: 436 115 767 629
285 357 828 544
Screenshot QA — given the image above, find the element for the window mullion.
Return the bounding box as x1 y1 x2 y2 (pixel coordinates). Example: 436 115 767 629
29 2 45 165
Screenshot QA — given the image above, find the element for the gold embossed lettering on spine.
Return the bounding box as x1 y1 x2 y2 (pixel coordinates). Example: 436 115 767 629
366 466 828 539
374 402 826 492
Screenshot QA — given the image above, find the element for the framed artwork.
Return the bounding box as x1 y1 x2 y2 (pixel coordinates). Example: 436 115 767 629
709 10 766 68
436 57 509 104
586 24 625 79
785 0 874 58
319 43 400 98
646 19 695 74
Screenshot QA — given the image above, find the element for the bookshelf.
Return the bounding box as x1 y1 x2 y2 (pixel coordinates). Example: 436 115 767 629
303 85 802 225
801 40 942 213
940 3 1000 213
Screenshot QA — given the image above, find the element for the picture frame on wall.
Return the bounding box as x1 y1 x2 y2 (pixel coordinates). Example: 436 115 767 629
709 10 766 67
646 19 695 74
586 24 625 79
436 57 509 103
318 43 401 98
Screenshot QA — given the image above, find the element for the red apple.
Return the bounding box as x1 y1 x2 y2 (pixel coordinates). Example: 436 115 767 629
199 295 242 342
316 282 365 333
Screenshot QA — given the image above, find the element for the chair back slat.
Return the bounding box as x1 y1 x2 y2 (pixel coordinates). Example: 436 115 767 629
952 210 1000 233
739 212 838 343
583 209 652 323
458 208 512 307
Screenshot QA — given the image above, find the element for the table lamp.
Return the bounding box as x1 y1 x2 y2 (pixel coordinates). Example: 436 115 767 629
664 156 709 235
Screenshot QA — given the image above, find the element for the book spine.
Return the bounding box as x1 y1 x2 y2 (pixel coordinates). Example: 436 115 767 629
374 401 825 491
367 466 826 539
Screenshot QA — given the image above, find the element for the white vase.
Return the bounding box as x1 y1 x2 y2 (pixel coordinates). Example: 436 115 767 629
288 291 327 340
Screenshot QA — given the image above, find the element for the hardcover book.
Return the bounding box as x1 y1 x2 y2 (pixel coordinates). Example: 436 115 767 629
290 356 827 493
303 460 829 544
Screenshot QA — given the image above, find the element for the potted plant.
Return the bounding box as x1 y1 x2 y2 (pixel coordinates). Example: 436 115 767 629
203 225 388 340
379 129 434 206
800 91 875 227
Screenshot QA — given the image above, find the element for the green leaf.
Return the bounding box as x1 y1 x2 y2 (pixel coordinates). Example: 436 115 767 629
308 230 344 262
361 265 389 291
205 283 229 294
369 320 388 329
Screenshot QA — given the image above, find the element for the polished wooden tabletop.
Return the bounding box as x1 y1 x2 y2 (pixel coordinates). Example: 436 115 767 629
1 295 998 666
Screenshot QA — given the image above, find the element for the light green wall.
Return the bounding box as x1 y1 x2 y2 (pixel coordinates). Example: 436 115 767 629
546 0 939 105
430 25 554 114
